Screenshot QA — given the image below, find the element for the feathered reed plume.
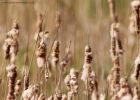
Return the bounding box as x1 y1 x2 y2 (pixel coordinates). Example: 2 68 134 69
90 72 99 100
36 40 47 68
81 45 100 99
22 84 40 100
110 23 123 59
131 55 140 82
117 78 132 100
6 64 17 100
51 40 59 68
14 79 21 98
64 68 78 98
35 13 49 69
3 22 19 64
111 78 132 100
4 22 19 100
107 22 123 97
129 0 140 34
81 45 92 82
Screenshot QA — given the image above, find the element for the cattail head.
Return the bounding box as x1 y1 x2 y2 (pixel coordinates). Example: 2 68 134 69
51 40 59 68
3 38 12 59
117 78 132 99
131 55 140 82
37 57 46 68
69 68 78 94
85 45 92 64
32 84 40 95
64 68 78 95
6 64 17 78
81 63 92 82
9 38 18 64
43 31 50 43
69 68 78 79
82 45 99 98
130 0 140 34
7 22 19 39
34 31 49 43
52 41 59 53
6 64 17 100
112 66 120 82
110 22 123 61
36 40 46 68
81 45 93 82
14 79 22 98
22 84 40 100
64 74 71 91
10 38 18 54
110 23 120 38
88 71 98 94
109 22 123 97
3 22 19 62
108 66 121 96
22 85 35 100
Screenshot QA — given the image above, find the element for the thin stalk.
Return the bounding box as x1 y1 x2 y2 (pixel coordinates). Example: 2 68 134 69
4 60 8 100
137 34 140 54
86 79 90 100
55 64 62 92
55 66 57 87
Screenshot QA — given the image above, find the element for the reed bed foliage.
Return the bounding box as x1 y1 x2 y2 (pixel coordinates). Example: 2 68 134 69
0 0 140 100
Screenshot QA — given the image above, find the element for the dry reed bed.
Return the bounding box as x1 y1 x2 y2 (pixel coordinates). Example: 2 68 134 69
0 0 139 100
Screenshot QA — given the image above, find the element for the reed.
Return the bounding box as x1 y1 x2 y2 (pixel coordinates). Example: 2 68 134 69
0 0 140 100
